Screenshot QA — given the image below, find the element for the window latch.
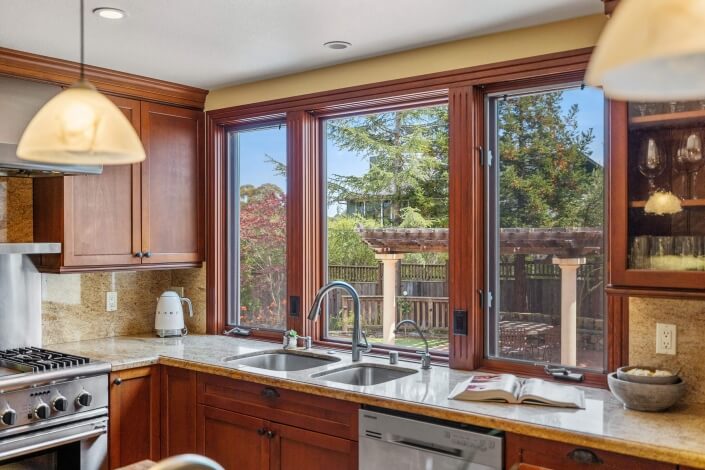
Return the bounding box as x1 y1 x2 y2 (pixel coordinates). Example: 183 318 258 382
486 149 493 167
540 364 585 382
479 290 493 309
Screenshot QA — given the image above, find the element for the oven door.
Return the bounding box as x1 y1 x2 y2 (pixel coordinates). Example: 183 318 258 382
0 415 108 470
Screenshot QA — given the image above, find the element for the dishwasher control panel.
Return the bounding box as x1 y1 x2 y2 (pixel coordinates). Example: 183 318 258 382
359 408 503 470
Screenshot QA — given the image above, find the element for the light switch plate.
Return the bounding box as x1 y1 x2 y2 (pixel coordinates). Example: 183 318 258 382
656 323 676 355
106 291 118 312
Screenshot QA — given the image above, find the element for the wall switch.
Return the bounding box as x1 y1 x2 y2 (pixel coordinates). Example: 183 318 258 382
168 286 184 297
106 291 118 312
656 323 676 355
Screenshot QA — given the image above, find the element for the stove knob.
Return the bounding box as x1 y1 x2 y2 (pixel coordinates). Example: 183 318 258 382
34 403 50 420
1 408 16 426
76 391 93 408
52 395 69 412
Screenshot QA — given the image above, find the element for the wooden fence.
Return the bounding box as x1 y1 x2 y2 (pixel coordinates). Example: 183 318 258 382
338 295 449 330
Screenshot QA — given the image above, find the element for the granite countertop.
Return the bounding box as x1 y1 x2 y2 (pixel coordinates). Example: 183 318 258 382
52 334 705 469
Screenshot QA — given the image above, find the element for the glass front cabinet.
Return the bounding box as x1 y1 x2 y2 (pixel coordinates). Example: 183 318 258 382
609 99 705 291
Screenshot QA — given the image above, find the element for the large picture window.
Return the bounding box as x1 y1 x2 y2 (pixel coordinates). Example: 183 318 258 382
323 104 449 353
485 85 606 370
227 124 287 330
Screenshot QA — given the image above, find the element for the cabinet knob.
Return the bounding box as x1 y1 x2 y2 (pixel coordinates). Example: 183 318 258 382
135 251 144 258
567 448 602 465
261 387 280 399
266 430 275 439
256 428 266 436
145 251 152 258
113 378 122 386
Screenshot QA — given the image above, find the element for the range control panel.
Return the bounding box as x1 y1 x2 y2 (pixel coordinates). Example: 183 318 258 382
0 375 107 428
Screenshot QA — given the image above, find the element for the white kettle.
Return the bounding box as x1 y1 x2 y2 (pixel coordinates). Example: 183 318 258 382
155 290 193 338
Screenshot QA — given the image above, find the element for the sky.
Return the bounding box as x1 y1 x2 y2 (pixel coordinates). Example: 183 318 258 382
232 85 605 204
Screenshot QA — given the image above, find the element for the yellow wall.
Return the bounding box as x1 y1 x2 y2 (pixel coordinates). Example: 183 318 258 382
205 14 606 111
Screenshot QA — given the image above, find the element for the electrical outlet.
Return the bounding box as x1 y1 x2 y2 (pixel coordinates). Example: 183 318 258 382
656 323 676 355
169 286 184 297
106 291 118 312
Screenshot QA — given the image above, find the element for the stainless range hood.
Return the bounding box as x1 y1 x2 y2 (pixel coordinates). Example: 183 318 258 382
0 76 102 177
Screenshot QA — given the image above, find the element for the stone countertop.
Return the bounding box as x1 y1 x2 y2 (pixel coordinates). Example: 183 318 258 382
52 334 705 469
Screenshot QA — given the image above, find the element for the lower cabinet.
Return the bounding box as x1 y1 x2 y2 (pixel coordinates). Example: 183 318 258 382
196 405 357 470
160 366 198 458
505 433 677 470
108 366 161 469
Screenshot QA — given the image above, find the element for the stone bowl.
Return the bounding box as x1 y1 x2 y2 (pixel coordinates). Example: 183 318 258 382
616 366 680 385
608 373 685 412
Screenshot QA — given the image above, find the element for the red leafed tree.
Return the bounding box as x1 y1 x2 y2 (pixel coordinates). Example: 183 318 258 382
239 183 287 329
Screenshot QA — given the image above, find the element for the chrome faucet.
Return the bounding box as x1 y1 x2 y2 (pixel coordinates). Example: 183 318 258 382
394 319 432 369
308 281 371 361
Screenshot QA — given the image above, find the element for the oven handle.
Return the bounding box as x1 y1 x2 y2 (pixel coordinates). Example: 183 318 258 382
0 420 107 461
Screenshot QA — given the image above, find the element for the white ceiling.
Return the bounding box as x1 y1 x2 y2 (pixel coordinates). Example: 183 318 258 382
0 1 602 90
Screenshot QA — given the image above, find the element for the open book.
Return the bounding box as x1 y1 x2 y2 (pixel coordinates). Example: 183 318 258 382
449 374 585 409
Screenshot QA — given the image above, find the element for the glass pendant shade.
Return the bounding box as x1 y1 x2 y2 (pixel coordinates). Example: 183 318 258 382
17 80 145 165
586 0 705 101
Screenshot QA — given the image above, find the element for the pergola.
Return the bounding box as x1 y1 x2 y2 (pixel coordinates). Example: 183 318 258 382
357 227 603 366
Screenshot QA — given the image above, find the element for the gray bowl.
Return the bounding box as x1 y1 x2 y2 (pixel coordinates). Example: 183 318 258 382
608 373 685 412
617 366 679 385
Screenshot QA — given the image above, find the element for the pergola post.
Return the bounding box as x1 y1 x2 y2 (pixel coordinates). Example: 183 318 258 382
552 257 586 366
375 253 405 344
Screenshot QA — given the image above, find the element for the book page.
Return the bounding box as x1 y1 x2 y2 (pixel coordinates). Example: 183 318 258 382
448 374 521 403
518 378 585 409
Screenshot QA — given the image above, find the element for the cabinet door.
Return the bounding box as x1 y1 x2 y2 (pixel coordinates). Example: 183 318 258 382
161 366 197 458
140 102 204 264
62 95 142 267
269 422 357 470
506 433 676 470
109 366 160 469
197 405 269 470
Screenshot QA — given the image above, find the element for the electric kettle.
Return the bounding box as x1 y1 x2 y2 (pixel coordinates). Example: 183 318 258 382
155 290 193 337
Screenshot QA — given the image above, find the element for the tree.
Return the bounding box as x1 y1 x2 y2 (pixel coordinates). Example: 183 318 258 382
327 215 380 266
239 183 287 328
497 92 603 229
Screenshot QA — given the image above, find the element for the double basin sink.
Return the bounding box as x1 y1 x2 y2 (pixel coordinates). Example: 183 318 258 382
222 350 417 386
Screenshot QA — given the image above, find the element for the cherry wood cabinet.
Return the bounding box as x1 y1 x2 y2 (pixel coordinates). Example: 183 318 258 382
108 366 160 469
270 422 357 470
160 366 197 458
33 98 204 273
506 433 676 470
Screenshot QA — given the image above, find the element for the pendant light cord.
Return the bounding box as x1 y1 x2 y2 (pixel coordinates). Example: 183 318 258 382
79 0 85 80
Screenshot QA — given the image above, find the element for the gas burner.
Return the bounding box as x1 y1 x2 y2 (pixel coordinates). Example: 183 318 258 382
0 347 90 373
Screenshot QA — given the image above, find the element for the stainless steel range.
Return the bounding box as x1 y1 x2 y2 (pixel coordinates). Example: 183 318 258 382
0 347 110 469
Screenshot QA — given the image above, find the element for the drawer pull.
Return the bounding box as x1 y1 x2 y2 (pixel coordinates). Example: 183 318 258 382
113 378 122 386
567 448 602 465
256 428 266 436
266 430 276 439
261 387 280 399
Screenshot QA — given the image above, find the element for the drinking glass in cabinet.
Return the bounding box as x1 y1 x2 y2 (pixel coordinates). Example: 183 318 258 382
638 137 664 194
630 236 650 269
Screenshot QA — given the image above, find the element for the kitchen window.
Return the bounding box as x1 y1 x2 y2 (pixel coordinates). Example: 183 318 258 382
322 104 450 354
484 85 606 371
227 124 288 331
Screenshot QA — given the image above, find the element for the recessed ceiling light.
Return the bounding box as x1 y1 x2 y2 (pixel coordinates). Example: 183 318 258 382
324 41 351 50
93 7 125 20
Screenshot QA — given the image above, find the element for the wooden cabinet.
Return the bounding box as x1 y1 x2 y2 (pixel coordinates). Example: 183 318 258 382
108 366 160 469
33 98 204 273
608 99 705 293
506 433 676 470
160 366 197 458
195 372 358 470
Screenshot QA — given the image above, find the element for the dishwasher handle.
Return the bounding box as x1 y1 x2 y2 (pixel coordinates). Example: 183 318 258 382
391 437 463 458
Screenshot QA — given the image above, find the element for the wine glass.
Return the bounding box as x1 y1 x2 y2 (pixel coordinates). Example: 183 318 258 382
685 132 704 199
638 137 665 194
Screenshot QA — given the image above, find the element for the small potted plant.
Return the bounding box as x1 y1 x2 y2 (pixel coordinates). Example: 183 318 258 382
283 329 298 349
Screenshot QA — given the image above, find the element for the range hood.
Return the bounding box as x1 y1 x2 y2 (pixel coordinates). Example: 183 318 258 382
0 76 102 177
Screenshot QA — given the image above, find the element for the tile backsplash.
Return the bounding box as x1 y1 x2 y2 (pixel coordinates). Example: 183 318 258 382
0 176 207 345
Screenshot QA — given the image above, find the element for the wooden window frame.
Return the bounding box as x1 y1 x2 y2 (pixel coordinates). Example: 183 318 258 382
205 46 626 384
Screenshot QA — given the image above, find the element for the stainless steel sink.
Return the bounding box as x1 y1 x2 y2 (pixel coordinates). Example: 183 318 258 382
312 364 417 386
223 350 340 371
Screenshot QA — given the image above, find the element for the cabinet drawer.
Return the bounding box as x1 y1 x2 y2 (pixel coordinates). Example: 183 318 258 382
197 373 358 440
506 433 676 470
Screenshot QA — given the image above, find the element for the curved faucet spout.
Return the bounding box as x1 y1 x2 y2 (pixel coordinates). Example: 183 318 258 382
307 280 370 361
395 319 432 369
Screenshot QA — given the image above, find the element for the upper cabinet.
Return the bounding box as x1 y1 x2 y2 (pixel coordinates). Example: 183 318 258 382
33 97 204 272
608 99 705 292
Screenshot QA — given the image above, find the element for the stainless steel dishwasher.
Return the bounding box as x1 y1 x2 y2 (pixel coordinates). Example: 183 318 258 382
359 408 503 470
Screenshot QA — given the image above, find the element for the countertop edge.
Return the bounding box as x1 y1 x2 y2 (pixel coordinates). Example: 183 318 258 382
147 356 705 469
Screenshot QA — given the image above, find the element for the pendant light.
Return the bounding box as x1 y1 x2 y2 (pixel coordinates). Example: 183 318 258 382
17 0 145 165
586 0 705 101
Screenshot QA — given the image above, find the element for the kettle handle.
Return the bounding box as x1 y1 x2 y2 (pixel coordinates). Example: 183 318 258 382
181 297 194 317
